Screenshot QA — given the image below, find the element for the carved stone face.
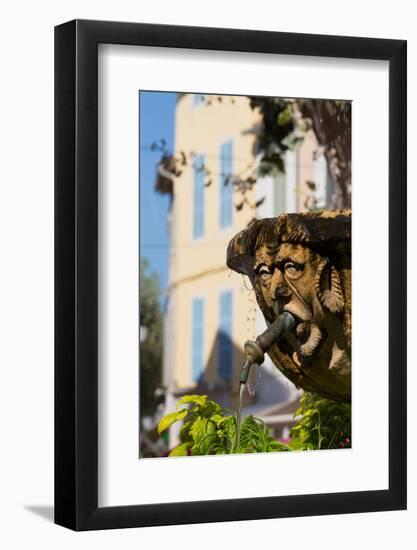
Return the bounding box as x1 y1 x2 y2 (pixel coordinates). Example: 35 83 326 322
254 242 320 323
227 210 352 402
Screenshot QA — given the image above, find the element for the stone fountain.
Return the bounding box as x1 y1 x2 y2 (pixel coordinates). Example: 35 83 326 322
227 209 351 403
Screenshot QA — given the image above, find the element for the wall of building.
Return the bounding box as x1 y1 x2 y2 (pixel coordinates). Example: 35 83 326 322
167 94 259 393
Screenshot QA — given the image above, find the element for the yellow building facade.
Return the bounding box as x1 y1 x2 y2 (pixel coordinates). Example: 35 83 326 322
164 95 258 397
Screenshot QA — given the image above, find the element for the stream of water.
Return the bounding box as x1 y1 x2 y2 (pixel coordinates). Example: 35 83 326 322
235 383 246 451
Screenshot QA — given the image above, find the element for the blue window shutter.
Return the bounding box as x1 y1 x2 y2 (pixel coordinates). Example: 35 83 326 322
218 291 233 381
192 298 204 382
220 140 233 228
193 155 205 238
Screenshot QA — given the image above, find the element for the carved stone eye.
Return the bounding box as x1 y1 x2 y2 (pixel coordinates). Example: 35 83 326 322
258 265 272 280
284 262 304 279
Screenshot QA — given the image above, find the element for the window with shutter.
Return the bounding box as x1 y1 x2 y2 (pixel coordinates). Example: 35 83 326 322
193 154 205 238
218 291 233 381
191 298 204 382
219 140 233 229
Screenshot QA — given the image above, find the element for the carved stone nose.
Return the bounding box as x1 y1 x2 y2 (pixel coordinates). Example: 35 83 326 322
275 285 291 300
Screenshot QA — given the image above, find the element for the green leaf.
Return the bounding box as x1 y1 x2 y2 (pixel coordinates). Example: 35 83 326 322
195 432 218 455
179 420 193 442
168 442 191 457
200 400 222 417
176 394 208 408
189 416 207 442
277 105 292 126
157 409 187 434
210 414 226 426
268 440 291 452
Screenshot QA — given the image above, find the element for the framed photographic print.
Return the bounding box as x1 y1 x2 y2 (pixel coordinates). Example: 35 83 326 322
55 19 407 530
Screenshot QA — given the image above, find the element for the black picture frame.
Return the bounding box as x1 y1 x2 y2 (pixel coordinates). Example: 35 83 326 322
55 19 407 531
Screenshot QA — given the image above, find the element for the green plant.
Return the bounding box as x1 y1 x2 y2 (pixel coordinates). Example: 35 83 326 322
158 392 351 457
289 392 351 450
158 394 290 456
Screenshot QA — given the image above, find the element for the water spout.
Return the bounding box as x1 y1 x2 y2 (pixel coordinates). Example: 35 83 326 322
235 311 296 451
241 311 296 386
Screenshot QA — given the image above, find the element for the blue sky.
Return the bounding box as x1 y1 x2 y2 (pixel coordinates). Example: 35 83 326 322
139 91 177 295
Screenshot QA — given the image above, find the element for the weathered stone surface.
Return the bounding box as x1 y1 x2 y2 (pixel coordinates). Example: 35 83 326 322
227 210 351 403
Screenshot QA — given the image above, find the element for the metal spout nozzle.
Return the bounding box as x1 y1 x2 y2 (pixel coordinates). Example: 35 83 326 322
240 311 296 385
239 360 252 385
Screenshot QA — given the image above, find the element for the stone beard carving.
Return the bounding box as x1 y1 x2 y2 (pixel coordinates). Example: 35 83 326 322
227 210 351 403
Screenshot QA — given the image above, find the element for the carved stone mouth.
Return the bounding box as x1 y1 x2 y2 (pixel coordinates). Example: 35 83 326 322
271 301 323 368
272 299 290 318
283 300 311 323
